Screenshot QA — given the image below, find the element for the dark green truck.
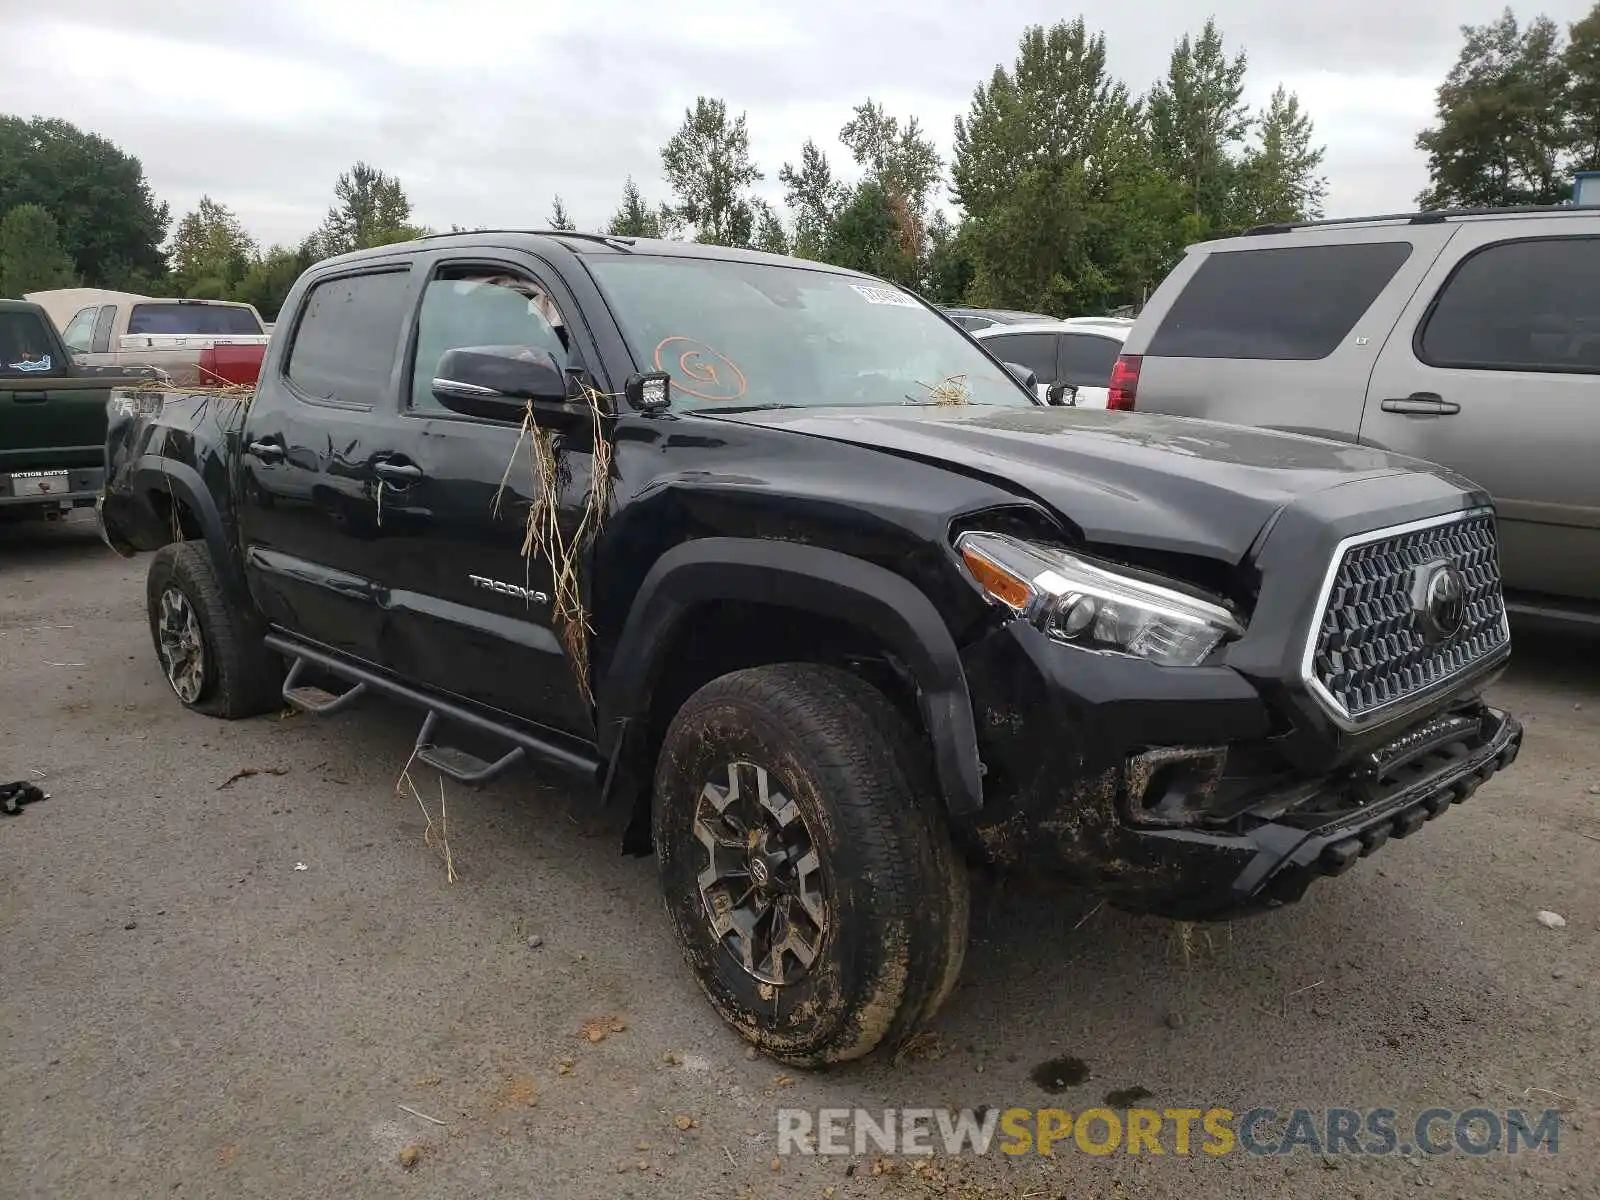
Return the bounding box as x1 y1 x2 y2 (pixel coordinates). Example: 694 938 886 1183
0 298 148 522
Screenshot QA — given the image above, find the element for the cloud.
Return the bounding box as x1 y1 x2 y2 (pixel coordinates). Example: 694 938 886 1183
2 0 1593 249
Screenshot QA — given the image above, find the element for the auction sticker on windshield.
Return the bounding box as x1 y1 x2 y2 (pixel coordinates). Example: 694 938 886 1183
850 284 919 308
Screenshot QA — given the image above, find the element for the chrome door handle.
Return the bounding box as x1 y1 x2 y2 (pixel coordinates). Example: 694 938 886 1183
1380 393 1460 416
374 460 422 482
245 440 285 462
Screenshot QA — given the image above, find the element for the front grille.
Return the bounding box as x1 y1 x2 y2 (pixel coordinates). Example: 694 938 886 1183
1304 510 1509 727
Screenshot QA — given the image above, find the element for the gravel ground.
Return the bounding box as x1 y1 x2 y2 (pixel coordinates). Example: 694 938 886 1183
2 513 1596 1199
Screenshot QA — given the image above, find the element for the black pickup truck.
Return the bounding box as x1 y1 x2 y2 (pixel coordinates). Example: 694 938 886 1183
101 232 1523 1066
1 298 148 521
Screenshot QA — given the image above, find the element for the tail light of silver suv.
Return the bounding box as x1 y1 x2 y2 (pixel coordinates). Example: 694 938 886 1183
1108 354 1140 411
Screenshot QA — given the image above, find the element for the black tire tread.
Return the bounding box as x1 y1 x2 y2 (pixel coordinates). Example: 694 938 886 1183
656 662 968 1065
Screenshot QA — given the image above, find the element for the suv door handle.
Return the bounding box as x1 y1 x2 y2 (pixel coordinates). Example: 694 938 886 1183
1380 393 1460 416
245 439 285 462
12 391 49 403
373 460 423 482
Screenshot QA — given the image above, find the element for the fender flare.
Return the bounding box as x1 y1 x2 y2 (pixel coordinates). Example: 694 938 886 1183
598 537 986 815
131 454 245 595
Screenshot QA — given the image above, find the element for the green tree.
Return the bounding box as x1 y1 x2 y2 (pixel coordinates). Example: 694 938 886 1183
661 97 762 246
314 162 420 256
0 116 169 286
1146 18 1253 231
750 201 790 254
1236 87 1328 225
168 195 257 296
607 177 664 237
838 99 942 270
923 210 975 306
233 242 317 321
778 139 846 259
549 195 576 231
822 180 916 284
1568 3 1600 169
1416 10 1571 207
1087 117 1197 309
953 19 1138 312
0 205 77 295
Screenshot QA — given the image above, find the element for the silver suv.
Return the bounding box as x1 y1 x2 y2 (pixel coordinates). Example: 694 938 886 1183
1117 206 1600 629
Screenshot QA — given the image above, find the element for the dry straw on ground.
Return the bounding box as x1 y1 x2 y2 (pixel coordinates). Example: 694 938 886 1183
395 748 458 884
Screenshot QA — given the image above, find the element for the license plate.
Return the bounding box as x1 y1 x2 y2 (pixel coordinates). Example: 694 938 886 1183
9 470 70 497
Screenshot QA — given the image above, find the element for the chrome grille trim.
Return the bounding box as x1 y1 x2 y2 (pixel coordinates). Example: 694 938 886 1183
1300 508 1510 731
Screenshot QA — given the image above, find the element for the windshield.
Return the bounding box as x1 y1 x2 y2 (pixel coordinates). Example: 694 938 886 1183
587 256 1037 411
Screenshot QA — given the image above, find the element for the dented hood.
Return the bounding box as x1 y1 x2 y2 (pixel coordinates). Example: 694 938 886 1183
704 404 1459 564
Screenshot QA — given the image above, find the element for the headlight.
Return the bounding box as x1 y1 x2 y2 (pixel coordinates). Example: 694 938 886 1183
956 531 1245 666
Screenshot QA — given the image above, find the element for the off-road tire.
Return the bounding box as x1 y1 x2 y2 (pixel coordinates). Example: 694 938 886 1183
146 542 282 719
653 663 969 1067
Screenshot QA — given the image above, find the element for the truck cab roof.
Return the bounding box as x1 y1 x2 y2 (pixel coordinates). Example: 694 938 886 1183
320 230 878 275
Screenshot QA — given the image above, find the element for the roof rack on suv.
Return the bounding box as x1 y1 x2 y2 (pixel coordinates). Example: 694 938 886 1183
1244 203 1583 236
417 229 637 250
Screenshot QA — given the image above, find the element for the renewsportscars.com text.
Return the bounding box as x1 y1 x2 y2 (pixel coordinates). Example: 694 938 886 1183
776 1106 1562 1158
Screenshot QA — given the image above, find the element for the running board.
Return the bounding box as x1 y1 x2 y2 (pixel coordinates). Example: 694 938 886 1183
282 657 368 714
414 710 526 786
263 634 603 784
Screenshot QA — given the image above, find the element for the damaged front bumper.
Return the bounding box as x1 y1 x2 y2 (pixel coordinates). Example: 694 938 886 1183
956 619 1522 920
1116 705 1522 918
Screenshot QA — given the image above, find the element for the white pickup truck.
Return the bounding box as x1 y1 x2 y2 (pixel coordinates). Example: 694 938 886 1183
26 289 270 386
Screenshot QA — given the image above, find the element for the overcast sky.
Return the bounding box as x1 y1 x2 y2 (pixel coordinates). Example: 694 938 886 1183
2 0 1593 249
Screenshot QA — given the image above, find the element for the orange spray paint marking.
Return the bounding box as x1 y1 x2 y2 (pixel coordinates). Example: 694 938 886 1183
652 337 748 401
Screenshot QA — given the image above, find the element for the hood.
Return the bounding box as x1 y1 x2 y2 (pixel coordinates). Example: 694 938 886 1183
701 405 1466 564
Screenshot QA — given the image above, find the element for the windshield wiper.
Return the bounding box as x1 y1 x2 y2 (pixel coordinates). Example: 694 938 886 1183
701 403 798 414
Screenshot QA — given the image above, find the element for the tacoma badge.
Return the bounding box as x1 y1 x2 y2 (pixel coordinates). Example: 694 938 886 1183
468 574 548 604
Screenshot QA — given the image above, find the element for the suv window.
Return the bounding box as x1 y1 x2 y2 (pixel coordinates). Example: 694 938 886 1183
0 309 57 375
1419 236 1600 372
1147 242 1412 361
409 268 576 413
1058 333 1122 386
60 306 97 353
287 269 412 406
985 331 1057 382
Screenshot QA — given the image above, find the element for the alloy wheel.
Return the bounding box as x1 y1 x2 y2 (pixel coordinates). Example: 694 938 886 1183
156 586 206 704
693 761 829 986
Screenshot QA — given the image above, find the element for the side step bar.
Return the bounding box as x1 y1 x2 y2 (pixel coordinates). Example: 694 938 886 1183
414 711 526 786
265 635 603 786
282 657 368 714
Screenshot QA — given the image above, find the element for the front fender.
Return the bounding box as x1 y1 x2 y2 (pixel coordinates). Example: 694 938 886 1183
597 537 986 815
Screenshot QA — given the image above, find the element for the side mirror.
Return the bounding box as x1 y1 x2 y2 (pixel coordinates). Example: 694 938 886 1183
1002 361 1038 391
1046 382 1079 407
432 345 568 420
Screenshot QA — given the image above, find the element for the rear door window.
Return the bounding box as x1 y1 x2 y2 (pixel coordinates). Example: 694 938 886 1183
286 269 413 406
1418 236 1600 372
1057 333 1122 386
1147 242 1413 361
983 331 1057 381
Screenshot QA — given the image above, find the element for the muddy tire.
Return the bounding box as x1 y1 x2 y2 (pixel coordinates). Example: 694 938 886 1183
146 542 282 719
653 663 969 1067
